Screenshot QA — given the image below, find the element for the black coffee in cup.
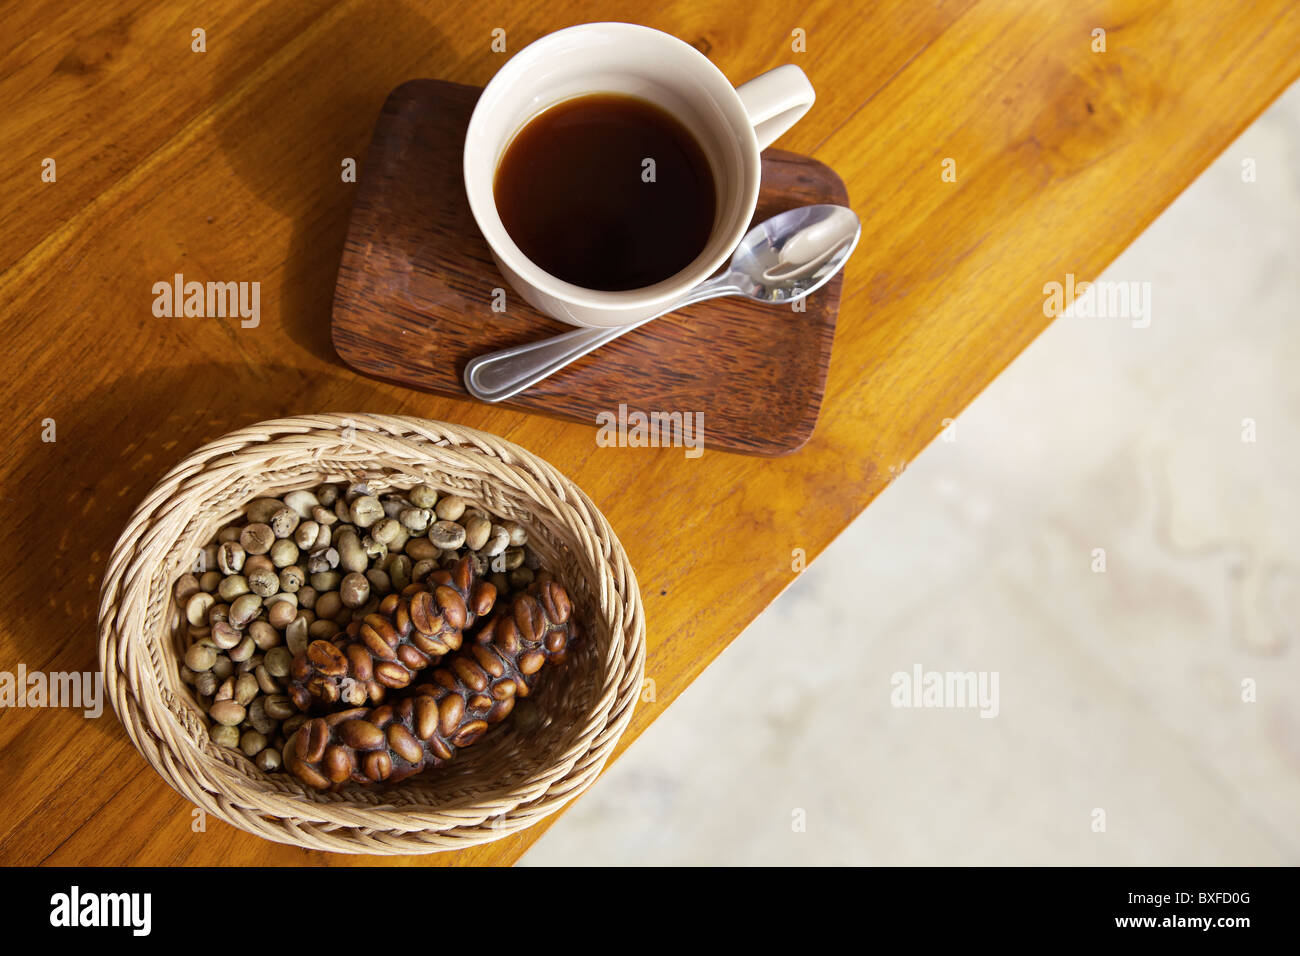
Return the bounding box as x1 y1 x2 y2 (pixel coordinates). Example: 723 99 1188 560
493 94 717 292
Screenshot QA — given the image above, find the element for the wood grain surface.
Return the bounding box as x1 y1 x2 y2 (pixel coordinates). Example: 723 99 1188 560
332 80 847 457
1 0 1296 867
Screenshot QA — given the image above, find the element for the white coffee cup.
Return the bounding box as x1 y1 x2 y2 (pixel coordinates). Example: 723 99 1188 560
463 22 815 329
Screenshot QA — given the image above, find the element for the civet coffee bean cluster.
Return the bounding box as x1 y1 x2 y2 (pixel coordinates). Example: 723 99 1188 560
173 481 577 788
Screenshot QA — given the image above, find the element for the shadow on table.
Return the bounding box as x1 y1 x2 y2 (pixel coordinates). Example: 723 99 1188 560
212 0 453 364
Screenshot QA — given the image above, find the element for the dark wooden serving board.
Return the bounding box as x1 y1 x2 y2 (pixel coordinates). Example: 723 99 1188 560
332 80 848 456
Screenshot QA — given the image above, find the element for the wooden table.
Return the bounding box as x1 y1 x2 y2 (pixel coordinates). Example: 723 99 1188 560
1 0 1295 866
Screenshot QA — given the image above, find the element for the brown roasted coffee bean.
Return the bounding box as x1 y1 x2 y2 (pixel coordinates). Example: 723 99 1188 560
307 640 348 677
324 744 355 783
452 657 489 693
388 724 424 764
284 581 576 790
396 644 428 670
363 750 392 782
374 661 412 688
452 720 489 748
303 718 330 762
287 556 495 710
339 719 385 751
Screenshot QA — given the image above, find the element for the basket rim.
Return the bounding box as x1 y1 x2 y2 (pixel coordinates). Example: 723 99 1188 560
97 413 646 854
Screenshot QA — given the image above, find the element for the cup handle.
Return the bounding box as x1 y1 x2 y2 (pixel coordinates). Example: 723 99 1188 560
735 64 815 151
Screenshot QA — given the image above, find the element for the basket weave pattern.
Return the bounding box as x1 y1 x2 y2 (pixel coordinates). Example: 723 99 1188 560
97 414 646 854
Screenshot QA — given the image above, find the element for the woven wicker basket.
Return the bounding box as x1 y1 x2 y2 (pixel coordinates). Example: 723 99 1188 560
97 414 645 854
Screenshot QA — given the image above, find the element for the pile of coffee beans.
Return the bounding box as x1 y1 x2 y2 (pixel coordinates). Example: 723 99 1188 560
174 482 541 771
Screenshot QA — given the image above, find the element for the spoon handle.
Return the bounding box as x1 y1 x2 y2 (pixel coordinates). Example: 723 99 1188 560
463 281 734 403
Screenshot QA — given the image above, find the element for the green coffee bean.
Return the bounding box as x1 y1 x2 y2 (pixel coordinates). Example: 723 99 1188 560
278 565 305 593
503 521 528 546
404 538 438 561
229 635 256 663
316 484 340 507
310 570 341 592
247 567 279 597
246 498 285 524
282 714 308 736
264 695 295 720
314 590 343 620
239 523 275 555
215 676 235 701
211 724 240 749
186 591 215 627
371 517 401 545
174 573 200 603
283 489 320 519
264 646 293 679
361 537 387 563
209 699 245 726
217 526 242 544
339 572 370 608
398 507 432 532
434 495 467 521
235 672 260 706
255 747 281 772
217 541 246 575
284 616 309 654
408 484 439 509
267 599 297 630
247 620 279 652
365 568 392 595
269 538 299 568
429 520 467 550
335 530 366 573
388 555 412 592
247 698 275 735
199 570 223 594
255 664 280 695
269 507 300 539
211 655 234 680
462 515 491 551
240 729 268 758
244 553 275 576
294 520 320 550
509 566 534 590
350 495 384 528
295 585 318 611
412 558 437 581
185 644 217 672
217 574 250 602
482 524 510 557
194 671 218 697
211 621 242 650
308 619 339 641
312 504 338 527
229 593 263 627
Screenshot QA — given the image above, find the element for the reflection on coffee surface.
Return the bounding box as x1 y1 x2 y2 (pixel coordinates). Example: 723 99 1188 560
493 93 716 292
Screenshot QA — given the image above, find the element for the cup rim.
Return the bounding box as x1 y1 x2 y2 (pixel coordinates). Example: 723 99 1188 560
463 22 762 312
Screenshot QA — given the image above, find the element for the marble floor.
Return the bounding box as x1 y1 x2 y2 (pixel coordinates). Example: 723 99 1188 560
522 83 1300 866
